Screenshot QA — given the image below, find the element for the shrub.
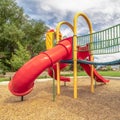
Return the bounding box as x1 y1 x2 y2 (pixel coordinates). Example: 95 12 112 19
10 42 31 71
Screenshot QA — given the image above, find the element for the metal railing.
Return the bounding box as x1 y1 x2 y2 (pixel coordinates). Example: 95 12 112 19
77 24 120 55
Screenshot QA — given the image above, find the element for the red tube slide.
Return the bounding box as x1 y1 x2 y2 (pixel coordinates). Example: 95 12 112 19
77 46 109 83
47 47 72 82
8 37 72 96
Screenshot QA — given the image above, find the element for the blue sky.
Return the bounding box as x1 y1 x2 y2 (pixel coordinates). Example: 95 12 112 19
16 0 120 63
16 0 120 36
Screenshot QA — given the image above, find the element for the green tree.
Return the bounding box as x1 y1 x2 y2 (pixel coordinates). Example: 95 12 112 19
0 0 48 71
106 66 112 71
0 0 26 70
0 23 24 53
0 0 26 27
9 42 31 71
22 20 48 56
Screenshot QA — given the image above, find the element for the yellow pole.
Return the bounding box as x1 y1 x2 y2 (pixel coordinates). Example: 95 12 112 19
73 15 78 99
90 33 94 93
73 12 94 99
56 21 73 95
56 26 60 95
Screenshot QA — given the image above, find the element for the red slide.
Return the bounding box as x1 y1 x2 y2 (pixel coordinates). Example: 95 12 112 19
9 37 109 97
77 46 109 83
9 37 72 96
47 45 109 83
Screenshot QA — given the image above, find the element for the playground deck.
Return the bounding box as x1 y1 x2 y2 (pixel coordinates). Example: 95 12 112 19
0 77 120 120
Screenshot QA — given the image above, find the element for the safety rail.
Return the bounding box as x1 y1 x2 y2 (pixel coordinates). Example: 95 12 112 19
77 24 120 55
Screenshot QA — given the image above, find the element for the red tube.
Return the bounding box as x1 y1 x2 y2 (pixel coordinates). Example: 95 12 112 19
8 37 72 96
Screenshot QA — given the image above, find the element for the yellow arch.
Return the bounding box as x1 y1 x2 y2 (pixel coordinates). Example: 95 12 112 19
56 21 74 95
56 21 74 43
73 12 94 99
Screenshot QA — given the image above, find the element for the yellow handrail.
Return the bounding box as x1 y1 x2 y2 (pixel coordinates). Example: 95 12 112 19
73 12 94 99
56 21 74 95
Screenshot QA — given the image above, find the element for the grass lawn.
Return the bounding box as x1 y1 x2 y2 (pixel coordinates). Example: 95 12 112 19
0 71 119 82
96 71 120 77
0 77 10 82
61 71 120 77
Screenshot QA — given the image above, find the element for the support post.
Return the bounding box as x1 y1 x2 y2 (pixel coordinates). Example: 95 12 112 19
51 68 56 101
64 82 66 86
21 96 24 101
56 63 60 95
73 12 94 98
90 32 94 93
94 80 97 88
73 22 78 99
90 60 94 93
56 21 74 95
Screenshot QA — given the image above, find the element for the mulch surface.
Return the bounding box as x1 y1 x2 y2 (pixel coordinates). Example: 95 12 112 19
0 77 120 120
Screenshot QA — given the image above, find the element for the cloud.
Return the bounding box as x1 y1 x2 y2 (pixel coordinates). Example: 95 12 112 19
95 53 120 63
16 0 120 36
16 0 120 62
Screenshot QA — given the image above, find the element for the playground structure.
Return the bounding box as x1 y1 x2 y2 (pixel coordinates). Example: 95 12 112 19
8 12 120 100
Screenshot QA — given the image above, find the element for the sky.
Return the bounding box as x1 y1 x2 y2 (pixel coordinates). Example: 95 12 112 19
16 0 120 35
16 0 120 64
